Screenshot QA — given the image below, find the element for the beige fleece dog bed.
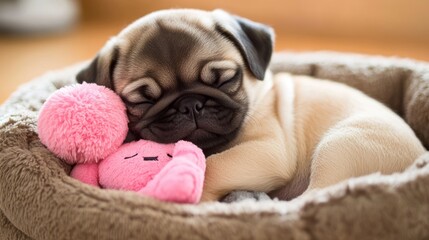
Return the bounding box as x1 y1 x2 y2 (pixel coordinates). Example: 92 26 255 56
1 51 428 240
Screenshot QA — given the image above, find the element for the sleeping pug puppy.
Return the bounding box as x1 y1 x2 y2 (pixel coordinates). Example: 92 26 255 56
76 9 426 201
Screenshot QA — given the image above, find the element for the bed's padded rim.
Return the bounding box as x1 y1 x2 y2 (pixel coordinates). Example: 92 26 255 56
1 52 428 240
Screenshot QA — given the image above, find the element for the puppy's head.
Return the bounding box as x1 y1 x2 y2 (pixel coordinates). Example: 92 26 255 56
76 9 274 154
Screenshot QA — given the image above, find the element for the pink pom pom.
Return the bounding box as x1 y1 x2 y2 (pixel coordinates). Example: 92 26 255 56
38 83 128 164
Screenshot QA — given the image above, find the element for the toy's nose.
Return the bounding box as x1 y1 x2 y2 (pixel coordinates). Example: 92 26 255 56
143 156 158 161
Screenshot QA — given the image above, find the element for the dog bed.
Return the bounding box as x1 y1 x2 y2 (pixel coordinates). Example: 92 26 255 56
1 51 428 240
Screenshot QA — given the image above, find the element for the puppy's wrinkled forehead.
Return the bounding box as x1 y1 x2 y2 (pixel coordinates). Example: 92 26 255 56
76 9 274 96
114 10 242 92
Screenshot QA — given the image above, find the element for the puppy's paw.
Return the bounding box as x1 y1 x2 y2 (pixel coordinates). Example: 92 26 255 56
221 190 271 203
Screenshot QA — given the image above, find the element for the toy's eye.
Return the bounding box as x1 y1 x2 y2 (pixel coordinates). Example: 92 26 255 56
167 153 172 158
124 153 138 159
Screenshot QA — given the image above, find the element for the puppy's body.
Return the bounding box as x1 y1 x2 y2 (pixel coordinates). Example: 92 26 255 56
76 9 426 202
203 72 426 200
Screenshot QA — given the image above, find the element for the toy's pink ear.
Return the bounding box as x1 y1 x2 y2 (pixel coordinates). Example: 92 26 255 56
70 163 100 187
173 140 206 168
38 83 128 165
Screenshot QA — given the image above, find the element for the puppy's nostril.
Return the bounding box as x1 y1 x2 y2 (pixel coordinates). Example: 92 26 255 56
195 102 203 111
179 105 191 114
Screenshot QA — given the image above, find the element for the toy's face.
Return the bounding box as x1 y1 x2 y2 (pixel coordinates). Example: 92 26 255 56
98 140 175 191
117 140 175 163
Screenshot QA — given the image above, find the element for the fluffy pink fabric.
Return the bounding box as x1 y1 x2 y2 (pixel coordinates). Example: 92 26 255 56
38 83 206 203
71 140 206 204
37 83 128 164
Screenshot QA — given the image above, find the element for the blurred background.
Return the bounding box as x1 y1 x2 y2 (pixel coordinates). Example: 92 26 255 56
1 0 429 103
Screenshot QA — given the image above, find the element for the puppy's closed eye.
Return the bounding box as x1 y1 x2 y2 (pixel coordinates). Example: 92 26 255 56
121 77 161 104
201 60 239 87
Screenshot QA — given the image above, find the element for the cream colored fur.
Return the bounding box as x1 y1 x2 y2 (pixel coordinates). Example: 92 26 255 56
71 8 426 202
202 72 426 201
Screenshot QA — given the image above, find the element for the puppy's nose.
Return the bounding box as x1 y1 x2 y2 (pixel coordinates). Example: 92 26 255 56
176 96 206 115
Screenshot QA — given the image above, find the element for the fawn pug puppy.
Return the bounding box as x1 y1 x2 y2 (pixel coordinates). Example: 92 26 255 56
76 9 426 201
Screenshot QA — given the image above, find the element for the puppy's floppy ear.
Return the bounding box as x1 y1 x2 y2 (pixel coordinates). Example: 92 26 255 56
213 9 274 80
76 39 119 90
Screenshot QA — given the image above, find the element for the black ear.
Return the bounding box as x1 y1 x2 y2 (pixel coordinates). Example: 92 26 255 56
213 10 274 80
76 46 119 90
76 56 99 84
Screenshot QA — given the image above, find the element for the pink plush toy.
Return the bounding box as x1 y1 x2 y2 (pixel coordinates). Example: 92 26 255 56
38 83 206 204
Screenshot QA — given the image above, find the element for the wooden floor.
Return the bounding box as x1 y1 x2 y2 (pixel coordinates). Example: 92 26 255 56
1 21 429 104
